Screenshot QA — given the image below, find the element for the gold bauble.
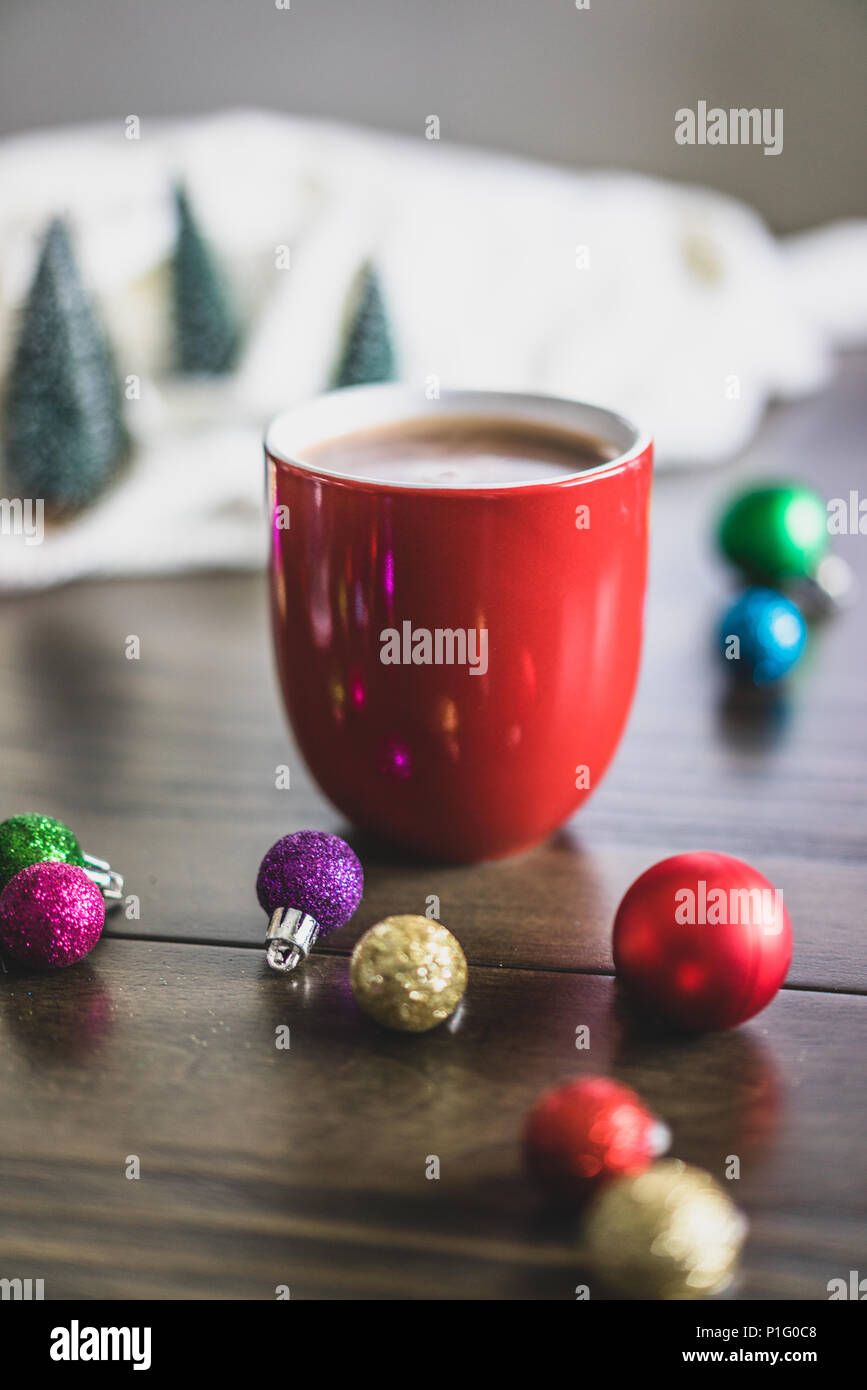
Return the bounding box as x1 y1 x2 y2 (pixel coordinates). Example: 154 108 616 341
349 915 468 1032
584 1159 747 1299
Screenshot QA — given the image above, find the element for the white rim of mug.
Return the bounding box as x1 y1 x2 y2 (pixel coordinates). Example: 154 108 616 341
265 383 652 491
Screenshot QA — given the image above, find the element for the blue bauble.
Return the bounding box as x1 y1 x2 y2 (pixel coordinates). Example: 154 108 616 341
719 587 807 685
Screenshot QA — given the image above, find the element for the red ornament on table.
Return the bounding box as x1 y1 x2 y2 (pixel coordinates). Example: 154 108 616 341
613 851 792 1032
523 1076 669 1204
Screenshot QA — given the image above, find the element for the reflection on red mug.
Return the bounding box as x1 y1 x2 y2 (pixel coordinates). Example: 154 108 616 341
266 387 652 862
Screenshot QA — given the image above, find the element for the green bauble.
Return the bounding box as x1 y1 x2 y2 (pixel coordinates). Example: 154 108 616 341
0 813 86 890
331 263 397 389
718 483 828 581
4 218 130 511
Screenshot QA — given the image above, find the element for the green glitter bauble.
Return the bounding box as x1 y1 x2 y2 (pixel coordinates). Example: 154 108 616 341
718 483 828 581
0 813 86 890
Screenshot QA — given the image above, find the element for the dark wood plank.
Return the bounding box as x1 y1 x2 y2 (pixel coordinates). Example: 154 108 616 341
0 939 863 1299
335 837 867 992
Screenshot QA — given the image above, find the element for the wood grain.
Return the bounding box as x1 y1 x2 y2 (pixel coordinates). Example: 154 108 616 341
0 360 863 987
0 939 864 1300
0 353 864 1299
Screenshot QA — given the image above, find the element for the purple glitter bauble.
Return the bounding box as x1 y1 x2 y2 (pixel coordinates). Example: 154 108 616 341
256 830 363 936
0 862 105 969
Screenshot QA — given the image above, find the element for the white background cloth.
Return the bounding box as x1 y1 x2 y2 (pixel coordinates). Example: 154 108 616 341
1 109 865 591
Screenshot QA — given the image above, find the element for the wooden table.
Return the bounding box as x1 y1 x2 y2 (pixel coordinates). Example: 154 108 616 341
1 355 865 1300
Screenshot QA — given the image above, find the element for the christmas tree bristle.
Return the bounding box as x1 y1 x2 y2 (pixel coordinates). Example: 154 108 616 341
331 262 397 389
3 216 130 513
171 182 241 376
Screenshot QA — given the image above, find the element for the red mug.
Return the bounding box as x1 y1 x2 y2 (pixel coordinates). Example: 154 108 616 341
266 387 652 862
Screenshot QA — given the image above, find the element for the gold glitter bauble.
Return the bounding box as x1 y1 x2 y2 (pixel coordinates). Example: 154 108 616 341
350 915 468 1032
584 1159 747 1299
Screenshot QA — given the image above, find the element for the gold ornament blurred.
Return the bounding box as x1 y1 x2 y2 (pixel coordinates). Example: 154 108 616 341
583 1159 747 1299
350 914 468 1032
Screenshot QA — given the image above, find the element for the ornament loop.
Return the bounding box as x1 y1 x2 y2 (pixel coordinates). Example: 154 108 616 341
265 908 320 973
82 852 125 904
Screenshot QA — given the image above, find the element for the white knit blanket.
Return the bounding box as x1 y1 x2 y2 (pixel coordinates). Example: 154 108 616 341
1 109 865 591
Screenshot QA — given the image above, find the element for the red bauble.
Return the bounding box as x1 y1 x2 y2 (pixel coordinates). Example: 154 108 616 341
613 852 792 1032
523 1076 666 1203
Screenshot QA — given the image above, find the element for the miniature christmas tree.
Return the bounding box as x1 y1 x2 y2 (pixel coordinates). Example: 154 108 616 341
331 262 397 388
4 218 129 512
170 184 241 375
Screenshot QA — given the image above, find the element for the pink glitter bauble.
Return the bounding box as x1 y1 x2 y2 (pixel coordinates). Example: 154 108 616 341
0 861 105 968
